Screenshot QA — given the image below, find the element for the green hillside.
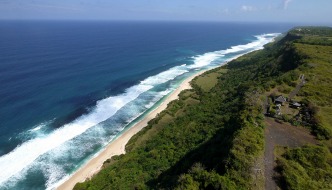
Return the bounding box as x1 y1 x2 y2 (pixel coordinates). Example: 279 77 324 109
74 27 332 190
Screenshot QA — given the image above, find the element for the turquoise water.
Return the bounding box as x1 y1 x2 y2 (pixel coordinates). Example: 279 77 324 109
0 21 293 189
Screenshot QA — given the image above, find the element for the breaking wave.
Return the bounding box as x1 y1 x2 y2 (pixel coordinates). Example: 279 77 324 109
0 33 280 189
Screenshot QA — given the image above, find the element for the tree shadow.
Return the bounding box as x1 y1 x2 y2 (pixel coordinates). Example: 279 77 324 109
273 161 288 190
146 120 241 189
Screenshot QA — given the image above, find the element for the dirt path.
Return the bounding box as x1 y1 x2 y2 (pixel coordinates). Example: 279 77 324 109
288 74 305 100
264 117 317 190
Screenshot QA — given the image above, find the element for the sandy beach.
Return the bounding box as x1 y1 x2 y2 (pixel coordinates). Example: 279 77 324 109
57 71 203 190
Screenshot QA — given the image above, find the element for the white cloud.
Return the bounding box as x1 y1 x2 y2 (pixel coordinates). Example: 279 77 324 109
283 0 292 10
241 5 256 12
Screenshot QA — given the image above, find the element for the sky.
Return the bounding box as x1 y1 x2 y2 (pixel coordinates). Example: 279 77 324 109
0 0 331 24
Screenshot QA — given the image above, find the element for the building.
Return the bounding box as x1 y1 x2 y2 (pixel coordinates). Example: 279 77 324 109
290 102 301 109
275 95 287 105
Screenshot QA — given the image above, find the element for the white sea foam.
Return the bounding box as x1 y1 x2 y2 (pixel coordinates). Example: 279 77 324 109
48 89 174 190
0 33 280 188
27 120 53 135
189 53 224 69
189 33 280 69
141 66 188 86
145 89 172 109
0 66 189 186
30 126 42 132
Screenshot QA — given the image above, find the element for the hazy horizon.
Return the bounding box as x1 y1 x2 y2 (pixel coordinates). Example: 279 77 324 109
0 0 331 25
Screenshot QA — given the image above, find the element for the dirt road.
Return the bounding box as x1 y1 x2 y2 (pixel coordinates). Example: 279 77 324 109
264 117 317 190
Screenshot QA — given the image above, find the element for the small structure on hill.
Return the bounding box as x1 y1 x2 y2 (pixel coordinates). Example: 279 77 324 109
275 104 282 115
290 102 301 109
275 95 287 105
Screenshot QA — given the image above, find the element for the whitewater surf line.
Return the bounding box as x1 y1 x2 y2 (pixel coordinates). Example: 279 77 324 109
0 33 280 189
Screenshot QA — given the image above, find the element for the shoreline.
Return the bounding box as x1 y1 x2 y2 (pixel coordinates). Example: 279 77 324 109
56 43 272 190
57 71 204 190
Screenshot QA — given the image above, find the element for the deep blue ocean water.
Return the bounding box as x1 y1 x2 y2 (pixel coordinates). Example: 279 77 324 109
0 21 294 189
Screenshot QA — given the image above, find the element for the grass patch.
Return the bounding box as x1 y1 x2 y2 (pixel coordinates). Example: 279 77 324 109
293 43 332 138
126 113 174 152
317 107 332 136
275 146 288 158
179 90 195 100
193 68 227 92
184 97 200 105
318 107 332 126
276 145 332 190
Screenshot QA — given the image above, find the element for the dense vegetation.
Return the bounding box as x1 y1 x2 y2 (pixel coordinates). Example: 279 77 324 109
273 27 332 189
74 27 332 190
276 145 332 190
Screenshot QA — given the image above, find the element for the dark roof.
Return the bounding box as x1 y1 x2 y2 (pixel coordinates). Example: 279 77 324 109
275 95 287 103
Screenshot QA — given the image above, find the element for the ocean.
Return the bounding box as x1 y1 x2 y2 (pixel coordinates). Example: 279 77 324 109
0 21 293 189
